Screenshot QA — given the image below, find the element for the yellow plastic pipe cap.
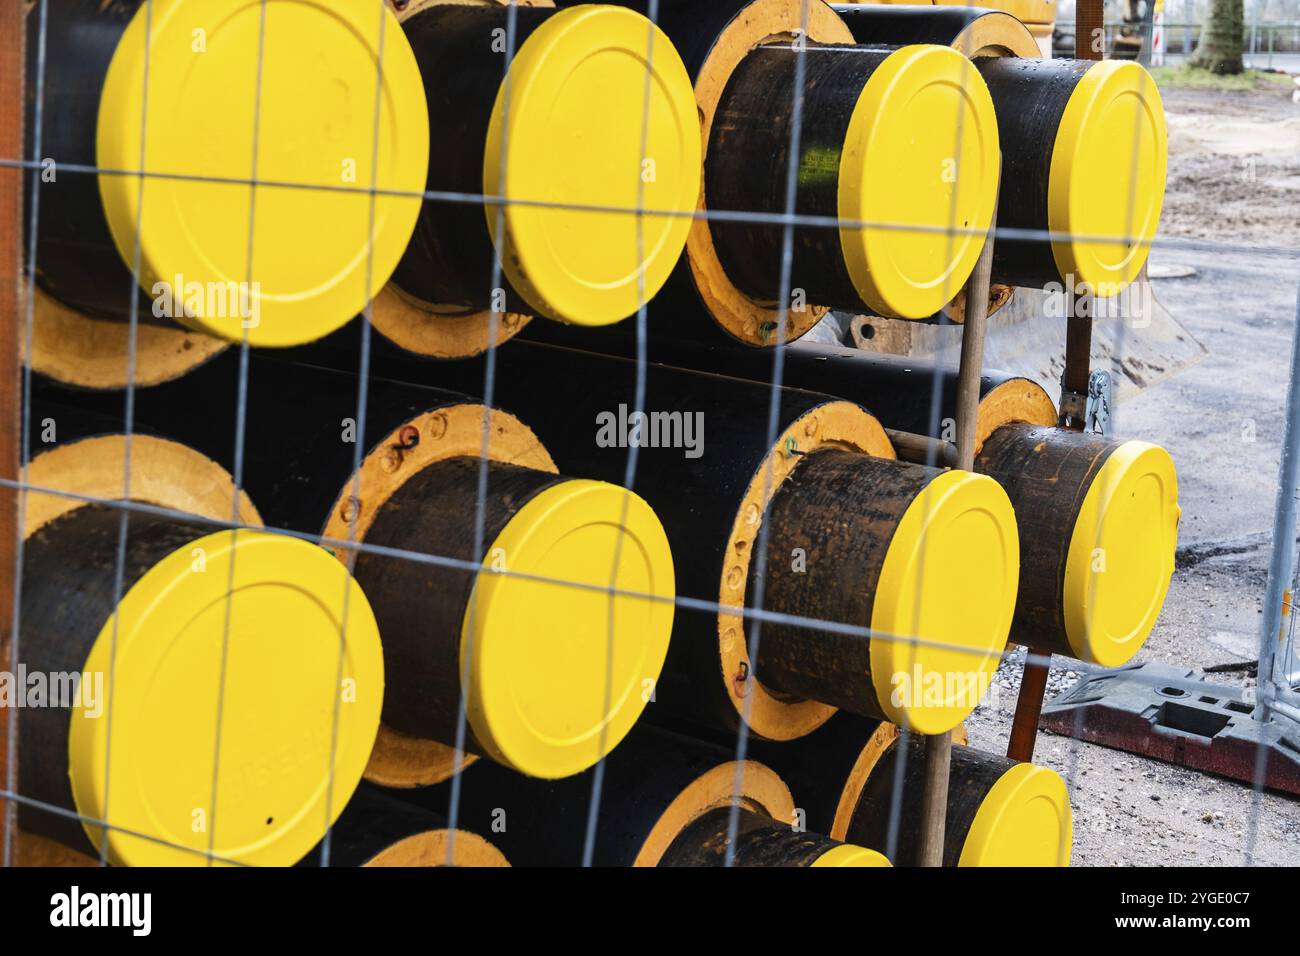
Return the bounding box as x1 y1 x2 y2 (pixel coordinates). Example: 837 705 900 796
67 531 384 867
811 844 893 867
1048 60 1168 298
839 44 1000 320
483 4 701 325
869 470 1020 735
96 0 429 346
1064 441 1180 668
959 762 1073 866
462 479 675 779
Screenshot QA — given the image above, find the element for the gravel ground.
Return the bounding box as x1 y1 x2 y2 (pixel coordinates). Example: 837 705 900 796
964 80 1300 866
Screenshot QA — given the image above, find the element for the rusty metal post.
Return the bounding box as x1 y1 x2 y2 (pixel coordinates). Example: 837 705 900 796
1021 0 1109 757
1061 0 1105 431
916 202 998 867
1007 652 1051 762
1076 0 1105 60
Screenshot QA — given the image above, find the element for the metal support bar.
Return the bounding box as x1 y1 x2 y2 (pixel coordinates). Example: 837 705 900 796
916 202 998 867
1060 302 1093 431
886 429 957 469
1077 0 1105 59
954 230 995 473
1008 652 1051 762
1061 0 1104 433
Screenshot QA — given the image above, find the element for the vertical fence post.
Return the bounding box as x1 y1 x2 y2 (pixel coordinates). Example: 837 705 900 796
1255 285 1300 723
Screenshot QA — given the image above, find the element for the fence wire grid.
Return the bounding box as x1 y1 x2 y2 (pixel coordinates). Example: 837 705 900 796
1 0 1297 871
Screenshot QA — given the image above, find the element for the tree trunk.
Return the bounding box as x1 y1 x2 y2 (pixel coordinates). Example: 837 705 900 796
1190 0 1245 74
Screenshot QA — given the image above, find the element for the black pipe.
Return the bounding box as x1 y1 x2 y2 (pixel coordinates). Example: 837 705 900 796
304 783 505 867
353 457 567 757
846 737 1028 866
510 333 1047 441
832 4 1036 56
752 449 944 715
391 5 556 315
659 806 848 866
976 423 1127 658
745 711 889 837
705 43 894 312
400 725 786 867
24 1 157 324
32 352 481 538
979 57 1094 289
418 339 887 736
17 504 217 856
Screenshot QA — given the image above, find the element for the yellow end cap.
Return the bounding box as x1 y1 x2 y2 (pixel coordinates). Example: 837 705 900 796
870 470 1019 735
811 844 892 867
958 762 1073 867
463 480 675 779
97 0 429 346
839 44 1000 319
483 4 701 325
1048 60 1168 297
1064 441 1180 667
68 531 384 866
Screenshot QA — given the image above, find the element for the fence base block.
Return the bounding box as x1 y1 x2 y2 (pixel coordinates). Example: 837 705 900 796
1040 662 1300 796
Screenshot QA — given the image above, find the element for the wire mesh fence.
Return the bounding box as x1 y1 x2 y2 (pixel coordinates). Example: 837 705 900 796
0 0 1296 871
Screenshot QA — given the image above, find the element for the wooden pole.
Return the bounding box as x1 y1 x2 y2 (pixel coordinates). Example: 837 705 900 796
917 198 998 867
0 0 25 865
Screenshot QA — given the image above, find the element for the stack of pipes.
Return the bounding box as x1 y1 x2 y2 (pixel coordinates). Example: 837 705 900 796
12 0 1173 867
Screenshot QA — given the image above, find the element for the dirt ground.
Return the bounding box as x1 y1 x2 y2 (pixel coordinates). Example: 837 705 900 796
1158 78 1300 248
964 78 1300 866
